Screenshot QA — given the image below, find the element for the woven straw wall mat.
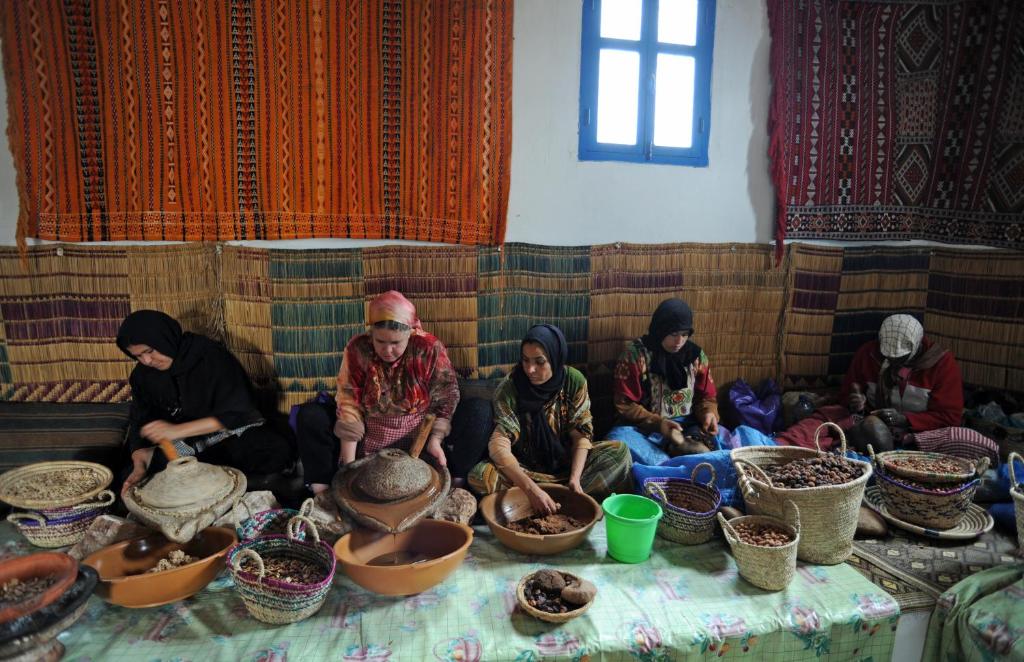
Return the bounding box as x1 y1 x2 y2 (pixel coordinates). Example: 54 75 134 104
127 244 220 340
269 248 365 411
781 244 843 391
826 246 930 380
924 248 1024 393
221 247 277 395
0 303 10 400
477 244 591 379
0 245 131 403
362 246 479 378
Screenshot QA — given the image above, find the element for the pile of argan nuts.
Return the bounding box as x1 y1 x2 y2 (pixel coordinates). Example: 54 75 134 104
732 521 793 547
764 455 863 488
241 556 325 584
887 455 964 475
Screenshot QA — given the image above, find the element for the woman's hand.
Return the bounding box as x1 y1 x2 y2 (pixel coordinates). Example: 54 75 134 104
425 434 447 468
122 447 155 495
700 412 719 435
526 481 559 515
140 420 181 442
848 383 867 414
659 418 682 438
568 476 584 495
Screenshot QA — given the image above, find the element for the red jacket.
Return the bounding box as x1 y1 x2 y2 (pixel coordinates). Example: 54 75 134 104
839 338 963 432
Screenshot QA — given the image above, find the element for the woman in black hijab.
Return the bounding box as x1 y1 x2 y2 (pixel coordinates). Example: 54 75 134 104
608 298 720 465
116 310 293 494
467 324 632 513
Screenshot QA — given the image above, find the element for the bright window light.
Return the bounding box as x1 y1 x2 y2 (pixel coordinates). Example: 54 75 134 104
658 0 698 46
600 0 643 41
654 54 695 147
597 50 640 145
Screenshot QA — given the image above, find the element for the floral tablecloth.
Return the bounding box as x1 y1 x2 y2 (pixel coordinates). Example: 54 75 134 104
2 521 899 661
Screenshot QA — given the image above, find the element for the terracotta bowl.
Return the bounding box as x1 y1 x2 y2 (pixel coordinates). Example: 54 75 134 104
82 526 237 608
333 519 473 596
478 485 602 556
0 552 78 623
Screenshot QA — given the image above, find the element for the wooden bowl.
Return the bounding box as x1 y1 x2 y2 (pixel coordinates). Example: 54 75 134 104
516 570 594 623
0 552 78 623
82 526 237 608
333 519 472 596
478 485 602 555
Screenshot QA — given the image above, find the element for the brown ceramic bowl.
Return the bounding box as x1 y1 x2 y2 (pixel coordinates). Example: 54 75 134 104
333 519 473 596
82 526 237 608
478 484 602 556
0 552 78 623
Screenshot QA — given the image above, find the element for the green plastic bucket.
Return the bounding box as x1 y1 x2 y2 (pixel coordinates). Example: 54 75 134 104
602 493 663 563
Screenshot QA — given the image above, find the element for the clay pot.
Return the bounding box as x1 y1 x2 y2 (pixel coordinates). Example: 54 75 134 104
123 457 247 543
478 484 602 556
355 449 432 501
333 519 472 596
333 450 451 534
83 526 237 608
0 552 78 624
0 565 97 661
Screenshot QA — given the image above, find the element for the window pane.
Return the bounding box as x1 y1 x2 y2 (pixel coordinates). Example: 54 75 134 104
658 0 698 46
600 0 642 41
597 49 640 145
653 54 695 148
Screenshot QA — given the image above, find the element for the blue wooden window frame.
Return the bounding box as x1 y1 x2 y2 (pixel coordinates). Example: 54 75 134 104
578 0 716 166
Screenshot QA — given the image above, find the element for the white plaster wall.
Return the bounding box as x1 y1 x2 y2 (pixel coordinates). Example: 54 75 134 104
0 0 774 247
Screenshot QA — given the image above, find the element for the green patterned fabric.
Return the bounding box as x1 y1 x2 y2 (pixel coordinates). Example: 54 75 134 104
0 521 899 661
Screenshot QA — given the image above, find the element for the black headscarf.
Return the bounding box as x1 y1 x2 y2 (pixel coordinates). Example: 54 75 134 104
511 324 569 474
116 310 210 376
641 298 703 391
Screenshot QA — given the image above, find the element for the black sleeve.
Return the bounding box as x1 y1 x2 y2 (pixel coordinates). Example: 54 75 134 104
127 370 156 454
204 347 264 430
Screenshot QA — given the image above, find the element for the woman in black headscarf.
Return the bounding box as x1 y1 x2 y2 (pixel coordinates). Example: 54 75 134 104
116 310 293 494
608 298 720 465
467 324 632 513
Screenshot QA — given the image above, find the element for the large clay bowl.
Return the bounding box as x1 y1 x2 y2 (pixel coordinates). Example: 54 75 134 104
83 526 237 608
333 519 472 596
0 552 78 623
479 484 602 556
0 565 97 661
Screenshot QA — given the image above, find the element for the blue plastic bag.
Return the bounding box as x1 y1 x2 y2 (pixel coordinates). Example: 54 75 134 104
729 378 782 434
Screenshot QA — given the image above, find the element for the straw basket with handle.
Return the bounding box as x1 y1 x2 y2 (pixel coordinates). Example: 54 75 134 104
642 462 721 545
732 422 871 564
234 498 315 542
7 490 116 548
227 515 336 624
1007 452 1023 549
718 500 800 591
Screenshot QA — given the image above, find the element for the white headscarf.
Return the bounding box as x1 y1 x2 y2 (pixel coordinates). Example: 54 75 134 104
878 314 923 359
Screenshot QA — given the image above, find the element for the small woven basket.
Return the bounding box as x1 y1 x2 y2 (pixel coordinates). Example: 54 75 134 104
869 445 982 530
515 570 594 623
717 500 800 592
6 490 115 548
875 449 984 485
234 498 314 541
1009 453 1024 550
732 422 871 564
228 515 336 624
642 462 721 545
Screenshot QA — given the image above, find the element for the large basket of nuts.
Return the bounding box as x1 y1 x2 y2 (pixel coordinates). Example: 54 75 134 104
870 446 986 530
227 515 336 624
1009 453 1024 550
642 462 721 545
731 423 871 565
717 501 800 591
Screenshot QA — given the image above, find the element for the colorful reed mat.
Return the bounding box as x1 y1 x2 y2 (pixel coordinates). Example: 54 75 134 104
0 242 1021 418
0 1 512 247
849 527 1019 613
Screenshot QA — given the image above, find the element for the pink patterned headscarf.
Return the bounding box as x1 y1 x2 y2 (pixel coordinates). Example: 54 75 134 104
368 290 423 332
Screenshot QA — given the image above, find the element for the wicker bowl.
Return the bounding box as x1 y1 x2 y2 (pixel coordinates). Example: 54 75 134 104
7 490 116 548
875 471 979 530
0 461 112 510
875 450 985 485
515 570 595 623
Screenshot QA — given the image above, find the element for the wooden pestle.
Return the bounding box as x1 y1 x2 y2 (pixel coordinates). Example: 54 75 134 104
156 437 179 462
407 414 438 460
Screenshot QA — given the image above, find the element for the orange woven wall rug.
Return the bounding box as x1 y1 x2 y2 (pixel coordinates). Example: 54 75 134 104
0 0 512 247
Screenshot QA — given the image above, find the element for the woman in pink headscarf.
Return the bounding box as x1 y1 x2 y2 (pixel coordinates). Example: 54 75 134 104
295 291 466 495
